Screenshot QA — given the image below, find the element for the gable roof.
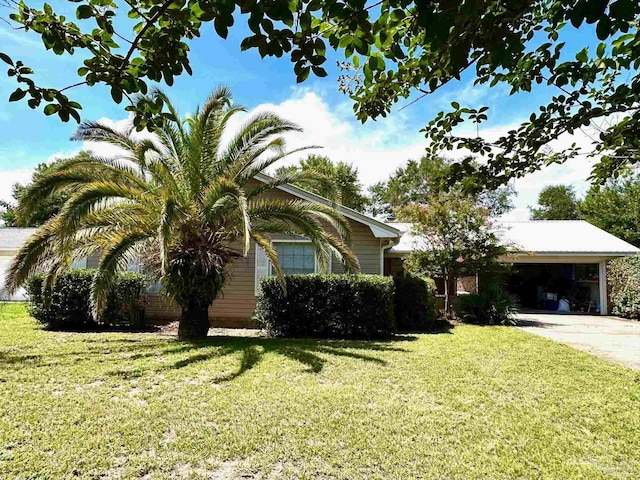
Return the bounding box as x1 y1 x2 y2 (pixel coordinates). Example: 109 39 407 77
253 173 400 238
386 220 640 256
0 228 38 251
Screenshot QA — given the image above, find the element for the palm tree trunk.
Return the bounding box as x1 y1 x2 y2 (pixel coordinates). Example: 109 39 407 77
178 308 210 340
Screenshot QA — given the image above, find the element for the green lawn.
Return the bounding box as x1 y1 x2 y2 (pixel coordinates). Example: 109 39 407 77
1 303 639 479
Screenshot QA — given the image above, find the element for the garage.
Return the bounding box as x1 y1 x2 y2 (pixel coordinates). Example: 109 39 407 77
498 221 639 315
506 262 603 313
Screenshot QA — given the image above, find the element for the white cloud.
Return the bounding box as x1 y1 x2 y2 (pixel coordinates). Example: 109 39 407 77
0 28 42 48
0 169 32 203
0 88 605 220
225 88 428 186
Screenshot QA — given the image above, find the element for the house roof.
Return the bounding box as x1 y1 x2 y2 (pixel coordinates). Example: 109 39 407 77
0 228 38 251
497 220 640 255
253 173 401 238
386 220 640 256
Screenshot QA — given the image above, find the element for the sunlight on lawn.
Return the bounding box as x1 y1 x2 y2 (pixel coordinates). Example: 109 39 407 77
0 302 639 479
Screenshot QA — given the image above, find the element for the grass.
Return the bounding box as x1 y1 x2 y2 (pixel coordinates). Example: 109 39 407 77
0 303 639 479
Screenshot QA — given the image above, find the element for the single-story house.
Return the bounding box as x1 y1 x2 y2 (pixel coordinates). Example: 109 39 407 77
386 220 640 315
1 180 638 321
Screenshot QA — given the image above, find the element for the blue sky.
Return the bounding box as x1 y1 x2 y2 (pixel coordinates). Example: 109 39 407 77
0 16 602 219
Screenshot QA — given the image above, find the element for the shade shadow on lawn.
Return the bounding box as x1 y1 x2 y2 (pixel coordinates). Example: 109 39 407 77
0 332 419 383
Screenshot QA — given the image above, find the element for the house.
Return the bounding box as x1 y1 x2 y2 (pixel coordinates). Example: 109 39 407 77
2 181 638 320
0 175 401 327
143 174 401 326
386 220 640 315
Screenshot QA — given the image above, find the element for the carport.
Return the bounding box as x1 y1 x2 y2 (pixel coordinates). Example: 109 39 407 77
499 221 639 315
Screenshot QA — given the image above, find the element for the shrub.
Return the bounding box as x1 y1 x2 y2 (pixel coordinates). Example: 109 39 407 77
457 281 519 325
393 271 437 331
254 274 395 339
25 270 146 330
608 255 640 320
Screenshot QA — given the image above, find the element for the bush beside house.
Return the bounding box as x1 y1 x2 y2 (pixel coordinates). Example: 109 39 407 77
393 272 437 331
608 255 640 320
26 270 146 330
456 281 519 325
254 274 396 339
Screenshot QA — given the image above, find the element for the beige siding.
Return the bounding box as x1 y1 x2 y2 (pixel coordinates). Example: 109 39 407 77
331 220 381 275
145 184 391 326
86 253 101 269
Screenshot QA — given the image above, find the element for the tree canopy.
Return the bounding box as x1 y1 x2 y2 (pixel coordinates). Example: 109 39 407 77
369 155 513 219
2 1 640 184
580 173 640 247
530 185 582 220
400 192 506 316
274 154 370 212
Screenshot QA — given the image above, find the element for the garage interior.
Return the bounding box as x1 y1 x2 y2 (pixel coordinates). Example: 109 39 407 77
506 263 602 313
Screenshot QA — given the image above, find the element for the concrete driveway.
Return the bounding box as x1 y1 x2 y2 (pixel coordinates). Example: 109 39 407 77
515 312 640 370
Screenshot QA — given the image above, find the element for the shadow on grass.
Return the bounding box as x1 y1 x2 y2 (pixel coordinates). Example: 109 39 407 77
0 332 419 384
398 319 455 336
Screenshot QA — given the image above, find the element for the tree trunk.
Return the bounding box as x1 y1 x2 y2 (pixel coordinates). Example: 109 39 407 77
444 272 450 319
178 307 210 340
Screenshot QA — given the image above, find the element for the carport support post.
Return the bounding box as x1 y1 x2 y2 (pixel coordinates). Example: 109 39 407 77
598 261 608 315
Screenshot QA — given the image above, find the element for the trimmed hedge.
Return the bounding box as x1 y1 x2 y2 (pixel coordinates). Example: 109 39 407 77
393 271 437 331
609 255 640 320
254 274 395 339
25 270 146 330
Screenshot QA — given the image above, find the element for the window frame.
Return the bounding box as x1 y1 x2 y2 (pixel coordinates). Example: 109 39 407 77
269 240 319 276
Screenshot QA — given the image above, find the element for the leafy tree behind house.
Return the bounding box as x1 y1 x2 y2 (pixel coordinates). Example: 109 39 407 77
274 155 370 212
580 174 640 247
4 87 359 340
399 193 507 317
370 155 513 219
0 161 72 226
530 185 581 220
2 1 640 184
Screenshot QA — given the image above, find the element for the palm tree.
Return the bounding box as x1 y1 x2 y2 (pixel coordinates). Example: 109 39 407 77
5 87 360 339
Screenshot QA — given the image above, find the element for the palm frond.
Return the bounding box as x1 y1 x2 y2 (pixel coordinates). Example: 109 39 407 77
71 120 137 153
92 230 149 315
251 232 285 292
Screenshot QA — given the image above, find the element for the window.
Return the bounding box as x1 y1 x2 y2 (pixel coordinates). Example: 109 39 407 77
272 243 316 275
255 241 318 295
70 257 87 269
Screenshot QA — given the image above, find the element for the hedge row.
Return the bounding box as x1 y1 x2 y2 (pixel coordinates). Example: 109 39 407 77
393 271 437 330
609 255 640 320
254 272 437 339
26 270 146 330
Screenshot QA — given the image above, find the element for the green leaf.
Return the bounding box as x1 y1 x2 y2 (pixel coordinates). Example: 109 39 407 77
311 66 327 77
576 48 588 63
111 86 123 104
214 18 229 39
76 5 93 19
596 42 606 58
43 104 57 116
9 88 26 102
296 66 310 83
596 17 611 40
338 36 351 49
0 52 13 66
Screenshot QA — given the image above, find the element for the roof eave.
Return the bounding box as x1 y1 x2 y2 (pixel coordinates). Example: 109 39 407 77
253 173 400 238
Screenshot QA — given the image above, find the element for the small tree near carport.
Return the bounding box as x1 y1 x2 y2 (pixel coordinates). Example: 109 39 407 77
399 193 506 318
